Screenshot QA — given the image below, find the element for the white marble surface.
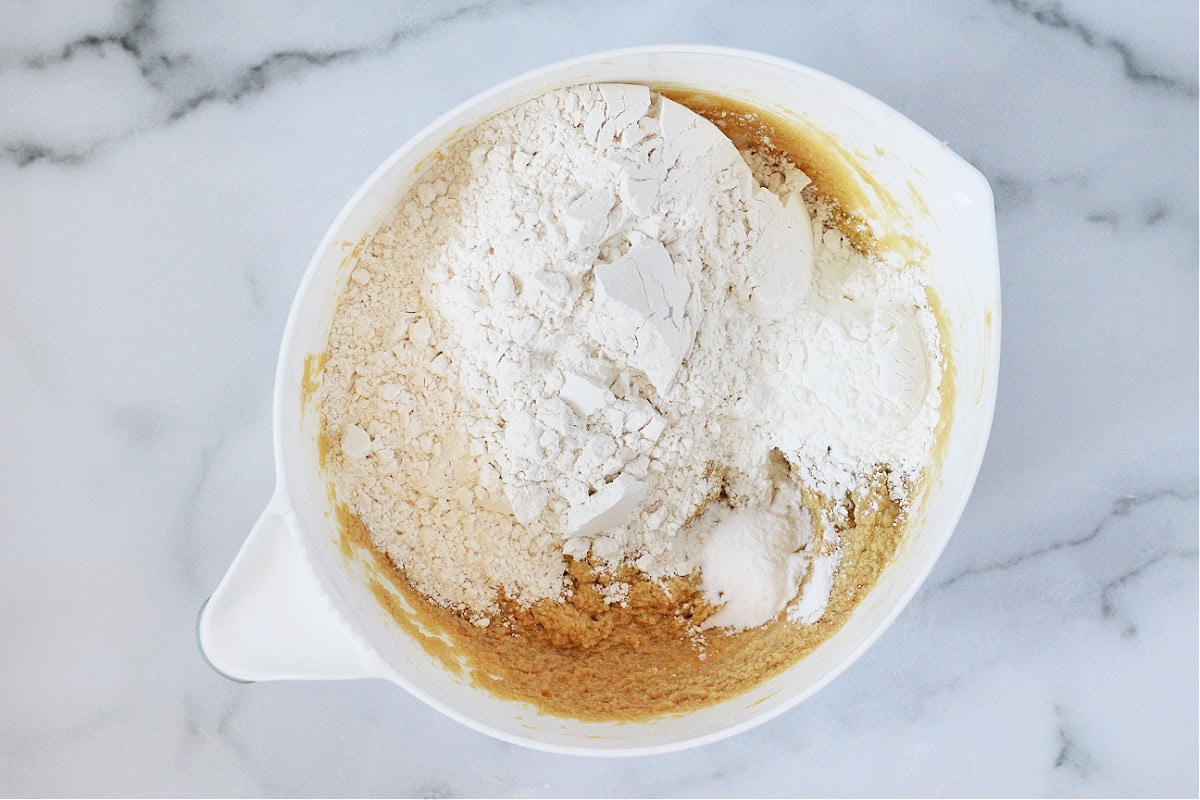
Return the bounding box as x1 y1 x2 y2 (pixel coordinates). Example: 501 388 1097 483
1 0 1196 795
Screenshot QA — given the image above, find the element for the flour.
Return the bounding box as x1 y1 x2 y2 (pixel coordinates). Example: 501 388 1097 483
320 84 943 630
429 84 813 549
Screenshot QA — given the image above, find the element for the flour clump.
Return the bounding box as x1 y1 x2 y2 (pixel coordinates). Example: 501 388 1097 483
319 84 943 634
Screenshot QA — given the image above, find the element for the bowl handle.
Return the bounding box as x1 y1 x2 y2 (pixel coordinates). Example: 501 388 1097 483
196 493 389 682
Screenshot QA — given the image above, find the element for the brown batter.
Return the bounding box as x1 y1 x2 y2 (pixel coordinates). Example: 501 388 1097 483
315 89 951 722
336 471 903 721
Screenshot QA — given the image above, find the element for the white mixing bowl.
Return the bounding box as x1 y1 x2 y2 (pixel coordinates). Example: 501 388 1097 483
198 45 1000 756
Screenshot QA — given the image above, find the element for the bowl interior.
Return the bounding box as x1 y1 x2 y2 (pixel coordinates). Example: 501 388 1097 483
274 47 1000 755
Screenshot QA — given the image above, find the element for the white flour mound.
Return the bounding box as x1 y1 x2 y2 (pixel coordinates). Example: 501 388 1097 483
321 84 943 631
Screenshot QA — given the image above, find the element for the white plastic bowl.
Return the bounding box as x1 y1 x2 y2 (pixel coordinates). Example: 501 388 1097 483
198 45 1000 756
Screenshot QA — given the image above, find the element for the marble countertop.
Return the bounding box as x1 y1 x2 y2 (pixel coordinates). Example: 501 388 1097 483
2 1 1196 796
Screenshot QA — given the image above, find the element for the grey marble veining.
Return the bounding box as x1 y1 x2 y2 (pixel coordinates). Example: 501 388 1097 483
0 0 1195 795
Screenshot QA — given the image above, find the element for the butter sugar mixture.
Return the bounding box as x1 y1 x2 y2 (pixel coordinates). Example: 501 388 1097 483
317 84 945 713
